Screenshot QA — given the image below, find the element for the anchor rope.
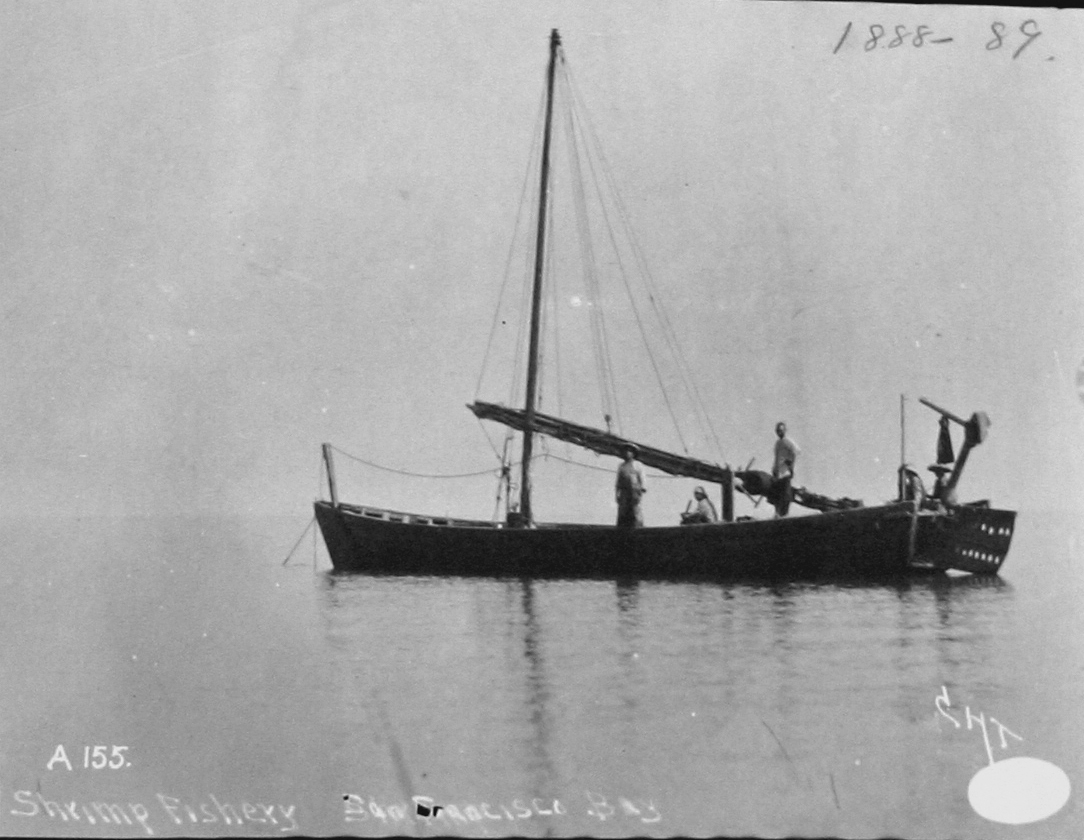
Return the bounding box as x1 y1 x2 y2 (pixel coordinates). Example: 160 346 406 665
281 516 315 566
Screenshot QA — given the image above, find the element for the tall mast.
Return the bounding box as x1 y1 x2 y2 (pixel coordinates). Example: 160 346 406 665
519 28 560 525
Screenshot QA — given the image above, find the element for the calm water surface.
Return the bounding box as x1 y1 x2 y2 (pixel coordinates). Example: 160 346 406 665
1 512 1082 837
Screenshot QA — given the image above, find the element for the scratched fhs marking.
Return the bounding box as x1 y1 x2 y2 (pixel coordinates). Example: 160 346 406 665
937 686 1071 824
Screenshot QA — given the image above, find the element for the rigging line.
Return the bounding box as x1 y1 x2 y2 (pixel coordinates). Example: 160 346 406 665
617 193 725 459
562 69 620 429
560 68 600 411
474 416 505 463
546 197 566 425
566 65 725 460
563 74 689 454
568 91 622 434
582 112 705 436
571 77 723 459
603 226 691 455
539 450 687 479
510 111 548 409
492 437 512 521
509 235 532 407
562 67 676 437
536 449 612 474
331 446 555 482
477 84 550 400
561 79 600 411
330 445 502 480
561 61 622 428
533 143 560 423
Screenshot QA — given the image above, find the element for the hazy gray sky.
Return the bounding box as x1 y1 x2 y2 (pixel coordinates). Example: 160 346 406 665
2 1 1082 522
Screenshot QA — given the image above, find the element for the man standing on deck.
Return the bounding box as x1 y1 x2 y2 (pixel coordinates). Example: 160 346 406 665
771 422 799 518
615 445 646 527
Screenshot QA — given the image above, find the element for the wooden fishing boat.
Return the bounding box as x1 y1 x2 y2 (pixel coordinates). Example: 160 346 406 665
314 30 1015 580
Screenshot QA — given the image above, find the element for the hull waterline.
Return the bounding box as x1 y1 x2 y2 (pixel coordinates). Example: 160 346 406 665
313 499 1015 581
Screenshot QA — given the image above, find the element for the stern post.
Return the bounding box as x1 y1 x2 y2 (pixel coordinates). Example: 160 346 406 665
898 393 906 500
322 443 339 508
721 467 734 523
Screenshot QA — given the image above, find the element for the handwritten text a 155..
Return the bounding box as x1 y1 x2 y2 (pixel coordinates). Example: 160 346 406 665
47 744 131 771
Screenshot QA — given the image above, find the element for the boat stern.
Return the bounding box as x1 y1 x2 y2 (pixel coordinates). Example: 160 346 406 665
916 504 1016 575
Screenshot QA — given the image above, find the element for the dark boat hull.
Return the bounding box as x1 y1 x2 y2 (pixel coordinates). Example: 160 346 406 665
313 500 1015 581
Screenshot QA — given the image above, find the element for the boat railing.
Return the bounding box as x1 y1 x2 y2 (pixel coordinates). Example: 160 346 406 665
336 502 502 529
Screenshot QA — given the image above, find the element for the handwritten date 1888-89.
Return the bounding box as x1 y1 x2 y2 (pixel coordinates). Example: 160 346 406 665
833 20 1043 60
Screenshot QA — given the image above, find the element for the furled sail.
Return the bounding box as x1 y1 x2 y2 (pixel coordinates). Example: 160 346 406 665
470 400 864 512
469 400 731 484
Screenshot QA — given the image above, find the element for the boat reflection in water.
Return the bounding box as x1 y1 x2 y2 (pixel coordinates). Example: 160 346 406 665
314 565 1025 836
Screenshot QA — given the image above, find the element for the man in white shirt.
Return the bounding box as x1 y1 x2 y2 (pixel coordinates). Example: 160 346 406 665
681 486 718 524
771 422 799 517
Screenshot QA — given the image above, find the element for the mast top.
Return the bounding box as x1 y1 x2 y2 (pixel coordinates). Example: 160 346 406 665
551 28 561 48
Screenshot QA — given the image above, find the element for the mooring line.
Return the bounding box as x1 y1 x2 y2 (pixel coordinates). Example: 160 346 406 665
282 516 316 566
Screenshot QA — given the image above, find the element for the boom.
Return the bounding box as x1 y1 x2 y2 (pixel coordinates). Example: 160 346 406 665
470 400 730 484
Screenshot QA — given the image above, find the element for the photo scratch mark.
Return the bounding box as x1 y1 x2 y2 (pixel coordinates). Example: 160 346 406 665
760 719 802 783
372 693 417 806
829 772 840 809
759 719 791 763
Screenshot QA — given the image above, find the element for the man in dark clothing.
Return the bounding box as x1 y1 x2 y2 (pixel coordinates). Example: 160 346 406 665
615 445 646 527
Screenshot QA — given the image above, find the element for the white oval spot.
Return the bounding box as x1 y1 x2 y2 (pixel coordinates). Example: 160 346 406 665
968 757 1070 824
570 295 582 307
